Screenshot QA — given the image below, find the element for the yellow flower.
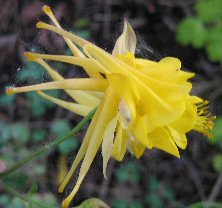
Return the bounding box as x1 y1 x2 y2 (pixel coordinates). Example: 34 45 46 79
6 5 215 208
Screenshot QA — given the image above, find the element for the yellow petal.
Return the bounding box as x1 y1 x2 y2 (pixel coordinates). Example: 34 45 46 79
116 57 192 101
148 127 180 158
131 114 149 147
128 138 146 159
6 78 108 95
112 19 136 55
102 114 118 178
107 73 140 126
25 52 104 79
42 5 85 58
24 57 101 107
112 125 129 161
57 155 68 185
37 91 92 117
171 101 196 133
84 44 186 126
36 21 89 48
59 102 104 193
61 87 119 208
168 127 187 150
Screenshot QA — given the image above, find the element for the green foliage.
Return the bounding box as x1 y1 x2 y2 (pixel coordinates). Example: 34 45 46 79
176 0 222 61
51 119 71 137
209 117 222 147
4 173 29 189
32 130 47 142
0 94 16 106
51 119 79 155
112 199 128 208
26 91 58 117
16 62 45 83
115 161 140 184
112 199 142 208
145 176 176 208
213 153 222 172
0 194 24 208
145 176 163 208
73 18 91 40
177 18 207 48
10 123 30 144
195 0 222 23
0 121 30 146
0 121 12 145
187 201 222 208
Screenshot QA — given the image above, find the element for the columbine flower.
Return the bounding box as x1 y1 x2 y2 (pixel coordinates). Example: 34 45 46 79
6 5 215 208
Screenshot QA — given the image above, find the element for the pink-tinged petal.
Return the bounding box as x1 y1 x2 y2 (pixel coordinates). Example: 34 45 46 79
112 19 136 55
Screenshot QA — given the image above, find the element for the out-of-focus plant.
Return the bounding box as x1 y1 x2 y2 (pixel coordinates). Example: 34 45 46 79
208 117 222 172
176 0 222 62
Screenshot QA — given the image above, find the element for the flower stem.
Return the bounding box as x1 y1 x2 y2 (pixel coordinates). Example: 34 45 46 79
0 108 96 179
4 183 55 208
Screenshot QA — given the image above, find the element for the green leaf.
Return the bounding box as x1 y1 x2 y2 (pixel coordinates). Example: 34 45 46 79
112 199 128 208
10 123 30 144
4 173 29 189
115 161 140 184
0 195 10 205
74 30 91 39
73 18 89 29
209 117 222 145
130 200 143 208
50 119 71 137
0 121 11 144
8 198 25 208
213 154 222 173
176 18 207 48
148 176 159 192
26 91 58 117
27 184 38 198
50 119 78 155
163 186 176 201
16 62 45 84
195 0 222 23
32 130 47 142
73 198 110 208
145 193 163 208
0 94 16 106
58 137 79 155
145 176 163 208
205 27 222 61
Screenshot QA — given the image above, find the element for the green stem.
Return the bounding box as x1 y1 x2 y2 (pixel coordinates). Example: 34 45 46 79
187 201 222 208
4 184 55 208
0 108 96 178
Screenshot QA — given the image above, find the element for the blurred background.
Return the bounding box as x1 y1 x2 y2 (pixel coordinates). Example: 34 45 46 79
0 0 222 207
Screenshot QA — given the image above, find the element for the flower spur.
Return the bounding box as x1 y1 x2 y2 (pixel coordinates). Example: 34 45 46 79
6 5 215 208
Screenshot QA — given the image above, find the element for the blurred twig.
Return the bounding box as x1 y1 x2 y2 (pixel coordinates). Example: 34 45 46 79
208 173 222 202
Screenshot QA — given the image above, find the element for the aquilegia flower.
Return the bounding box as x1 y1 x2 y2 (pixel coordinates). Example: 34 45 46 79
6 5 215 208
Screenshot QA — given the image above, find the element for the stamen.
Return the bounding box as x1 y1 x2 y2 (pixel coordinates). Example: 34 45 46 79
194 100 215 138
6 79 108 95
